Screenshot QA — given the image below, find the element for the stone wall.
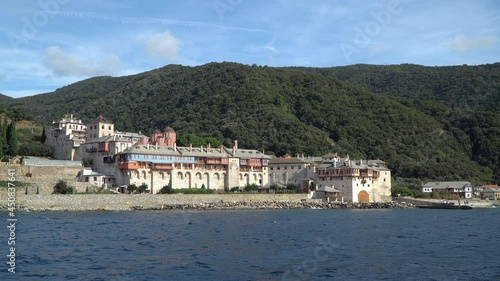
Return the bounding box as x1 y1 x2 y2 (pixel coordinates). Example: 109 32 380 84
0 164 95 194
0 193 307 211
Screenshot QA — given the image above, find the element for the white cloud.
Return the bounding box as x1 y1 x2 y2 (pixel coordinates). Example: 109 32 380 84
146 31 182 59
43 46 124 77
452 35 496 51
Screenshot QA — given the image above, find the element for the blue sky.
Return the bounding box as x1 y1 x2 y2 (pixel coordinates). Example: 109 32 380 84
1 0 499 98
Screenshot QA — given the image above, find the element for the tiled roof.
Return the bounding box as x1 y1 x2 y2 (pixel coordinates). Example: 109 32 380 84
22 157 82 167
122 145 272 159
269 157 310 164
423 181 472 189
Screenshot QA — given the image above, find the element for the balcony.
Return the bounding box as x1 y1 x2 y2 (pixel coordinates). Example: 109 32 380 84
119 162 140 170
153 164 173 170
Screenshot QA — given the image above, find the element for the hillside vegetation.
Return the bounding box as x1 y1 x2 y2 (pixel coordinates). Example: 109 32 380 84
6 62 500 184
0 93 14 107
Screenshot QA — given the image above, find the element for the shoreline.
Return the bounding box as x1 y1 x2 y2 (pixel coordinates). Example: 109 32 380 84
1 200 415 212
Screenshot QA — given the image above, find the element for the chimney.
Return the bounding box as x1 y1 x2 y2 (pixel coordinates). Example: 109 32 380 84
190 144 192 152
207 143 211 153
220 145 224 153
234 140 238 150
147 143 149 150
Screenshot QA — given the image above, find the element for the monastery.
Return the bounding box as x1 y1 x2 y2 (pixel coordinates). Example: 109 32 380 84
268 154 392 202
47 114 391 202
48 114 271 193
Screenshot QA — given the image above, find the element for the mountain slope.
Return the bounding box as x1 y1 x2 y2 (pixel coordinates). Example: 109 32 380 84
293 63 500 111
0 93 14 107
9 62 498 183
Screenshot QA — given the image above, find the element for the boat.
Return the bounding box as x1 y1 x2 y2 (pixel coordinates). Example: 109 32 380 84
416 201 473 210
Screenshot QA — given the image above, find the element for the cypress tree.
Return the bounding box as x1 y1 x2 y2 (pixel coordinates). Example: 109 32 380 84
0 117 7 154
41 126 47 143
7 122 19 156
0 137 3 159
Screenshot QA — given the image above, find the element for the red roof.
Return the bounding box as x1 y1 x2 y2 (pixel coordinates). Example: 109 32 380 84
483 184 500 189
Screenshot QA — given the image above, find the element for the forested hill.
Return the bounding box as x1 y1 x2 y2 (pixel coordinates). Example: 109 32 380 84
294 63 500 111
0 93 14 106
7 62 500 183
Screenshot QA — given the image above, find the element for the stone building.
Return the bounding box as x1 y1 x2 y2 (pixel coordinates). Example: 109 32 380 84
316 155 392 202
115 129 272 193
268 156 317 191
47 114 87 160
86 115 114 140
269 153 392 202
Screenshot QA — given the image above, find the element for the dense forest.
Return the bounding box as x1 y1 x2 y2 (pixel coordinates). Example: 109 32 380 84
0 93 14 107
4 62 500 185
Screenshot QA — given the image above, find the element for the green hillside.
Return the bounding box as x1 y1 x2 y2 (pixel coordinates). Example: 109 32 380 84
294 63 500 111
8 62 499 183
0 93 14 107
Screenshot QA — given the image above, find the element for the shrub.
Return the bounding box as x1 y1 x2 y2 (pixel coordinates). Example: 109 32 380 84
244 183 259 192
127 184 138 194
18 142 54 157
173 188 212 194
137 183 149 194
53 180 74 194
158 181 174 194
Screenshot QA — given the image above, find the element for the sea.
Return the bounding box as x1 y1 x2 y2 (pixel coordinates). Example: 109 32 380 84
3 208 499 281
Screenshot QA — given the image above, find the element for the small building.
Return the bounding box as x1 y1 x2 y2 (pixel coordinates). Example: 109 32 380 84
77 167 108 187
422 181 473 199
480 188 500 200
46 114 87 160
315 186 342 202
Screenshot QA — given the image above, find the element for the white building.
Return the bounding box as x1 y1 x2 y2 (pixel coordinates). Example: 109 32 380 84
47 114 87 160
422 181 473 199
316 155 392 202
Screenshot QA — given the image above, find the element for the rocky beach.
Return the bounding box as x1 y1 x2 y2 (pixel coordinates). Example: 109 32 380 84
0 193 414 212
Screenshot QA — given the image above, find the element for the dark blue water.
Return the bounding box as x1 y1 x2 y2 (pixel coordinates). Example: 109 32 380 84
2 209 499 280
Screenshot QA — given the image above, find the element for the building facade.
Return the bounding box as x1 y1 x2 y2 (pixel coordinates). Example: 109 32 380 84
316 155 392 202
115 132 272 193
422 181 473 199
268 153 392 202
47 114 87 160
268 156 316 191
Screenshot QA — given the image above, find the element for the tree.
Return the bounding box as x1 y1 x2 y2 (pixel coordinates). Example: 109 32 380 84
0 137 3 159
137 183 149 194
1 117 7 154
6 122 19 156
127 184 138 194
40 126 47 143
158 180 174 194
18 142 53 157
82 158 94 167
53 180 74 194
